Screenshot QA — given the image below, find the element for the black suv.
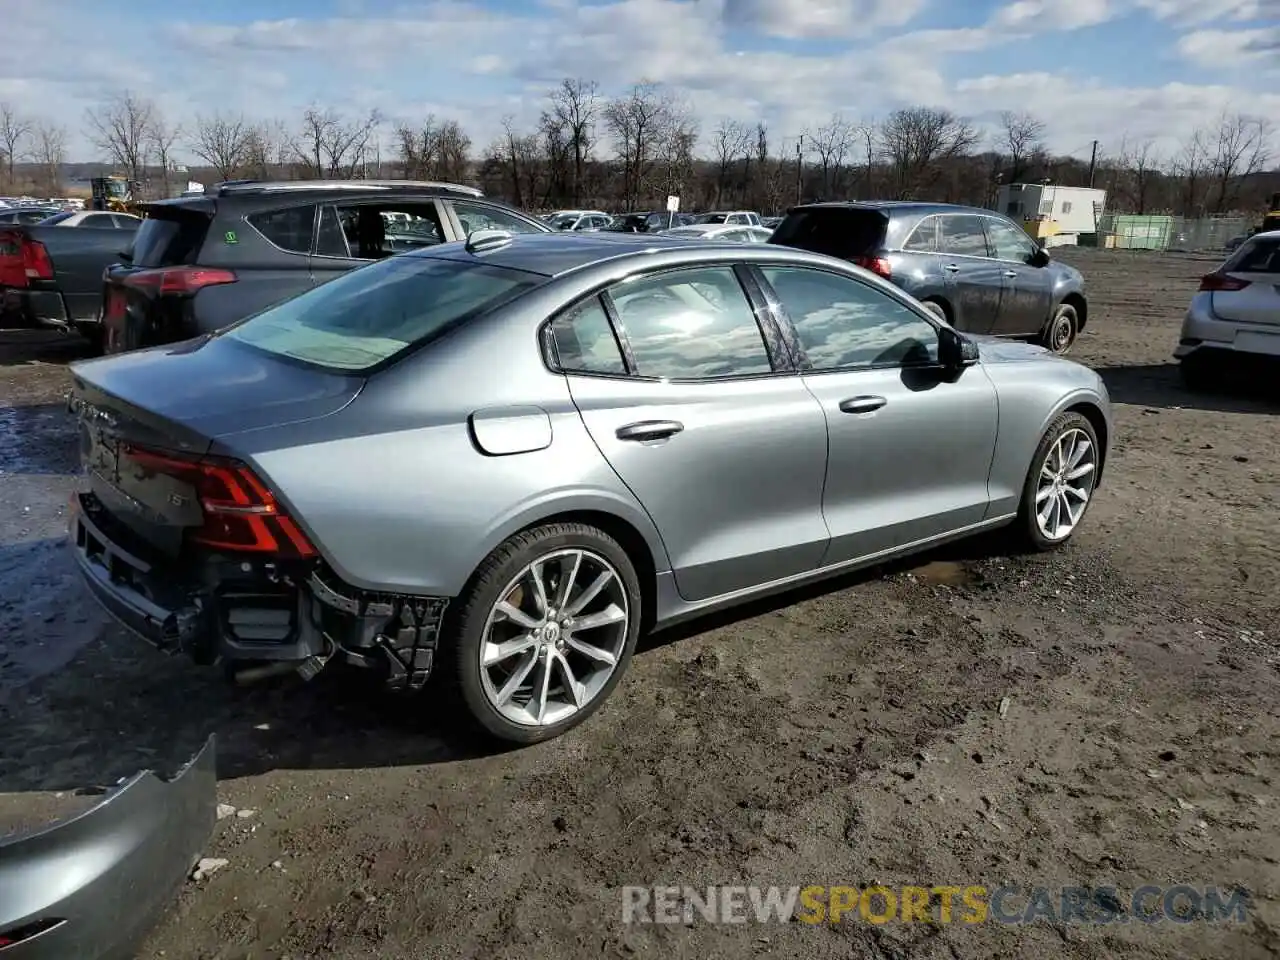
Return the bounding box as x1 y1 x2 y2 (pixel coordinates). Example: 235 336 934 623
100 180 551 353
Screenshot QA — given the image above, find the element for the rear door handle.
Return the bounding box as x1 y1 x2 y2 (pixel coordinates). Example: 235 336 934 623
838 396 887 414
616 420 684 441
1003 270 1018 278
942 263 960 273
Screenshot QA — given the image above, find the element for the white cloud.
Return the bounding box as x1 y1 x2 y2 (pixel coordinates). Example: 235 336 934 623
1136 0 1278 24
1178 26 1280 67
989 0 1114 30
721 0 929 39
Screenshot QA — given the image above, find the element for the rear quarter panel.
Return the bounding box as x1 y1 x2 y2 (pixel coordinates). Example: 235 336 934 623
25 226 132 321
222 301 670 597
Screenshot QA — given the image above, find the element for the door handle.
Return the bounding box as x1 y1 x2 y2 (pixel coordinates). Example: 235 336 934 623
1003 270 1018 278
838 396 887 414
616 420 684 441
942 263 960 273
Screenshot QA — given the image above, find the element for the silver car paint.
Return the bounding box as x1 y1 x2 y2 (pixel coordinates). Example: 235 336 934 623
212 237 1110 629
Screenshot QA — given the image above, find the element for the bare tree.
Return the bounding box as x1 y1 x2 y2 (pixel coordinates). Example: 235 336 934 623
395 117 471 183
1116 138 1161 214
1171 129 1210 216
147 112 183 199
86 91 154 181
711 119 749 207
807 113 855 198
292 107 382 178
1207 113 1271 214
880 107 978 199
547 79 599 206
190 112 255 181
999 110 1046 185
604 82 673 210
857 120 879 197
658 103 698 206
31 122 67 195
0 102 32 192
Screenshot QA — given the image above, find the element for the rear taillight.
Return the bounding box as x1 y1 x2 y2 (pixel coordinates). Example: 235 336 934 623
21 237 53 280
123 445 316 558
124 266 237 296
1199 272 1250 292
855 255 892 279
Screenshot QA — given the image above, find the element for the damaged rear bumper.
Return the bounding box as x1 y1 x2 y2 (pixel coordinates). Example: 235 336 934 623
69 492 448 690
0 736 216 960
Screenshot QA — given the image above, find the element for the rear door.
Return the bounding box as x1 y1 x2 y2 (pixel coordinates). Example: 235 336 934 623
982 216 1053 336
1214 236 1280 340
936 214 1004 334
552 264 831 602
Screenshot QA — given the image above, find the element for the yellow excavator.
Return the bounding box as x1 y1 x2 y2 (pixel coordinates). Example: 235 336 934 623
1261 191 1280 234
89 175 143 214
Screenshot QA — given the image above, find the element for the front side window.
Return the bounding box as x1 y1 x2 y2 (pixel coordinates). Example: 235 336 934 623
225 256 541 372
984 218 1037 263
453 200 546 236
607 266 772 380
761 266 939 371
248 205 316 254
550 296 627 375
938 215 990 258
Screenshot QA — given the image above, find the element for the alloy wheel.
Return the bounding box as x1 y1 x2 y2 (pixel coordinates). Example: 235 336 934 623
479 548 629 727
1035 427 1096 541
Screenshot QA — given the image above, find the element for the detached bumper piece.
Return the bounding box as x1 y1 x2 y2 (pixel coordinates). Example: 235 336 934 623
0 736 216 960
71 493 449 690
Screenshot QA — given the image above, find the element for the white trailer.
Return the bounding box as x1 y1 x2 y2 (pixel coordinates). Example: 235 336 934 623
996 184 1106 245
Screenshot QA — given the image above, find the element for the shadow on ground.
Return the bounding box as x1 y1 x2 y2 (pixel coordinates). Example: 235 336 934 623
1099 362 1280 413
0 328 93 368
0 530 1027 795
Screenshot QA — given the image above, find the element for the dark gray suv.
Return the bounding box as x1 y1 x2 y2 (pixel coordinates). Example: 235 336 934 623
769 202 1088 354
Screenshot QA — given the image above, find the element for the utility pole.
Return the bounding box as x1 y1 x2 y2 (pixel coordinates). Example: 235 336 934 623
795 135 804 205
1088 140 1099 188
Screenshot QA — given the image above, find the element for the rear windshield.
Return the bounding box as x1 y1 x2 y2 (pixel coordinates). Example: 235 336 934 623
770 208 887 258
130 212 211 268
225 255 542 372
1227 237 1280 273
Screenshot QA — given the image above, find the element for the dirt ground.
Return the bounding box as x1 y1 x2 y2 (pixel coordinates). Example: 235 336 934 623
1 248 1278 960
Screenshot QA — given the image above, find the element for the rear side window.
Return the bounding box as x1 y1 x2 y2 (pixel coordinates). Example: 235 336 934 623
769 209 887 259
247 205 316 254
81 214 118 228
226 256 542 372
1227 237 1280 273
550 296 627 375
903 217 937 252
607 266 772 380
938 215 990 258
129 212 211 268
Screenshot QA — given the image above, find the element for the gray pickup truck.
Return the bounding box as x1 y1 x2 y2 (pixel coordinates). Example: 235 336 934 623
0 221 138 350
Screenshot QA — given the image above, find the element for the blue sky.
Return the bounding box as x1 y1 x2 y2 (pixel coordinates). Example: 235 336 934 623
3 0 1278 162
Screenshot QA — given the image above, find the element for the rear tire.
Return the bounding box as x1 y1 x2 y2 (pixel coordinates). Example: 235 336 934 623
1041 303 1078 355
1013 412 1099 551
920 300 948 323
442 522 642 744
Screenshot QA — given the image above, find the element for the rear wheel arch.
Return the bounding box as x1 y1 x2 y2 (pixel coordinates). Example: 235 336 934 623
1060 291 1087 331
1065 400 1108 486
920 296 953 324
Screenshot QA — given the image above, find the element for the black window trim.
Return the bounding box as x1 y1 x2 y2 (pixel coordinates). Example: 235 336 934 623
749 262 948 377
540 261 797 384
936 212 994 261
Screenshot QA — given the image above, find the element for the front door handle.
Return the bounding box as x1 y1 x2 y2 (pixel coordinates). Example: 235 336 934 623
838 396 887 414
942 263 960 273
616 420 684 441
1003 270 1018 278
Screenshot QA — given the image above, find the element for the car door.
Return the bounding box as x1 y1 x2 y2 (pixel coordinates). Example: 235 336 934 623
754 264 999 566
983 216 1053 336
936 214 1004 335
310 199 448 285
551 265 831 602
445 199 551 239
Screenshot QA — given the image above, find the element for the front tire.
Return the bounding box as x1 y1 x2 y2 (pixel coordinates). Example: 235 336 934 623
444 522 642 744
1041 303 1078 355
1014 412 1099 551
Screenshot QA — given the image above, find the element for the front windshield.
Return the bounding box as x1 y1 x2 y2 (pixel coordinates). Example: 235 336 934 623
226 255 542 372
694 213 728 224
550 215 578 230
105 180 129 197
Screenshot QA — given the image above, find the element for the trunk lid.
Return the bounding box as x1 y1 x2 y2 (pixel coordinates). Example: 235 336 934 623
70 336 362 554
768 205 889 260
1215 235 1280 327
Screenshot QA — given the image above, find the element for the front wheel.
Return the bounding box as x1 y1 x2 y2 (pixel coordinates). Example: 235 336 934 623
1014 412 1099 551
444 522 642 744
1041 303 1078 355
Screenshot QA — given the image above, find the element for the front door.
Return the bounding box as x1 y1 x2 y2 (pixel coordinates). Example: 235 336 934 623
754 264 1000 566
983 216 1054 337
551 266 831 602
309 199 449 285
936 214 1005 335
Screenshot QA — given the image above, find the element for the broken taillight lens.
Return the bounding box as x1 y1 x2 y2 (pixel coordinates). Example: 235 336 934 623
21 236 54 280
855 255 893 279
123 266 237 296
123 445 316 558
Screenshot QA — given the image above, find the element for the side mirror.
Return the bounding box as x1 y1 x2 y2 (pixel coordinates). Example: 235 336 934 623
938 326 979 371
1030 247 1051 267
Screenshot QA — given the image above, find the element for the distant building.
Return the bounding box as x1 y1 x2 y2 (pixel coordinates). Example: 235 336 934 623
996 183 1107 244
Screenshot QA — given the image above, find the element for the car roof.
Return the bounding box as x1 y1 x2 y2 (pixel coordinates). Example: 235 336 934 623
790 200 991 218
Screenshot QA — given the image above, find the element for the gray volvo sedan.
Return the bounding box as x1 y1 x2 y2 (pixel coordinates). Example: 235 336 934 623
67 231 1111 744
